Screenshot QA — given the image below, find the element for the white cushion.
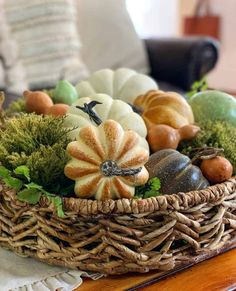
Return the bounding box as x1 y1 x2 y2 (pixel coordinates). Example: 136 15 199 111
0 61 5 89
0 0 28 94
76 0 150 74
4 0 89 90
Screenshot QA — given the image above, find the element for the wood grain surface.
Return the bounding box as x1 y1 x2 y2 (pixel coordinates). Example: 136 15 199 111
77 248 236 291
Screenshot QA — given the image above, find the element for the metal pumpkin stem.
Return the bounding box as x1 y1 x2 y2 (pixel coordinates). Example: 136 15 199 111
101 160 142 177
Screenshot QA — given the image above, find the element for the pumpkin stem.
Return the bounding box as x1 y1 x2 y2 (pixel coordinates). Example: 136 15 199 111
76 101 103 125
101 160 142 177
191 147 224 164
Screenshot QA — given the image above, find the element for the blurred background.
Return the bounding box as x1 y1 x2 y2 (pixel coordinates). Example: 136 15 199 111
127 0 236 93
1 0 235 103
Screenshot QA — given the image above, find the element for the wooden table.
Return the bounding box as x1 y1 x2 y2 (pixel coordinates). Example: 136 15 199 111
77 248 236 291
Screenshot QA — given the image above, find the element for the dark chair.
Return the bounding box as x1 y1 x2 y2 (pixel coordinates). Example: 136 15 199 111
145 36 219 93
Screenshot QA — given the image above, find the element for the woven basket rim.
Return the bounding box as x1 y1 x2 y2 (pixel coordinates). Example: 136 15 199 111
62 177 236 215
1 177 236 216
0 177 236 275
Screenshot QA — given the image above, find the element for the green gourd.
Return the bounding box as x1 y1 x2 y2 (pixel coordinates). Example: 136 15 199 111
145 149 209 194
53 80 78 105
188 90 236 126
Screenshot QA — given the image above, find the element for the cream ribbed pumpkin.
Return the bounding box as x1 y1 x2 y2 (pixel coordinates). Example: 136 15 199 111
64 120 149 200
64 93 149 152
75 68 158 104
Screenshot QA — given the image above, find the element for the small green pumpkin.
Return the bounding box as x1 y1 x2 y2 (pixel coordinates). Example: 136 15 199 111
188 90 236 126
53 80 78 105
145 149 209 194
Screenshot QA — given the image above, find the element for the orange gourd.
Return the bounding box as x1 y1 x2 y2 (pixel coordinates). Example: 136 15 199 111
147 124 200 152
46 104 69 116
24 90 53 115
200 156 233 184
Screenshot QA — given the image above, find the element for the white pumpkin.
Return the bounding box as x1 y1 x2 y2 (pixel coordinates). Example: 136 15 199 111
64 119 149 200
64 93 149 151
76 68 158 104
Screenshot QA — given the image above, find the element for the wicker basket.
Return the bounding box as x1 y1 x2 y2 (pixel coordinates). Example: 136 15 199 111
0 178 236 275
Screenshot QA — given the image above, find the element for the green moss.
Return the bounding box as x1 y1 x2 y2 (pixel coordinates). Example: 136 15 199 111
0 114 72 192
179 120 236 174
6 97 26 115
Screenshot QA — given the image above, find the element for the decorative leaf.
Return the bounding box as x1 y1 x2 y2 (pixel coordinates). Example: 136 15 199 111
17 188 41 204
14 165 31 182
187 77 208 98
25 182 43 190
135 177 161 199
0 164 64 217
20 180 64 216
0 166 11 178
3 176 23 190
149 177 161 190
52 196 65 218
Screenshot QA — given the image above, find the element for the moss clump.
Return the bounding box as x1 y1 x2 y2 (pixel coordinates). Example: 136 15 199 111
6 97 26 115
179 120 236 174
0 114 72 192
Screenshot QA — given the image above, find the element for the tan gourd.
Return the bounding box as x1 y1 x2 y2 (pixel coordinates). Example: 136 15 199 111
64 119 149 200
147 124 200 152
134 90 194 129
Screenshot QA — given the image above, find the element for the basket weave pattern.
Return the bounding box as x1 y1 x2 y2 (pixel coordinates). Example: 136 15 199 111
0 178 236 275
